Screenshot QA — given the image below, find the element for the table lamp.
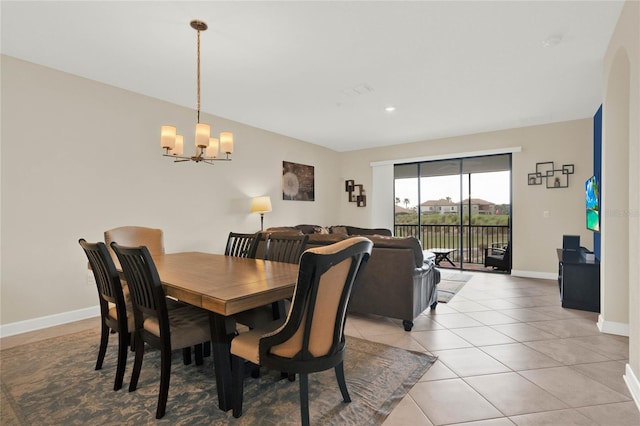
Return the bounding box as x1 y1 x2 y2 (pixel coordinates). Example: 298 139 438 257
251 196 272 231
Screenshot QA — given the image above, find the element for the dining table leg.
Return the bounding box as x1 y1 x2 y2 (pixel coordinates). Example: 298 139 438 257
209 312 233 411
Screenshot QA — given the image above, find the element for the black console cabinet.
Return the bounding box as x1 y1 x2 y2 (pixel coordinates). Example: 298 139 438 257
557 249 600 312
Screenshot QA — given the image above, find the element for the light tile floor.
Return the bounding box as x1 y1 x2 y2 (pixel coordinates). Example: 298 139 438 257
2 272 639 425
345 272 640 426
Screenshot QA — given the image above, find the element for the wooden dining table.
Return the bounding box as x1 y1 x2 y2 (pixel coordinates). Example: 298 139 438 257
152 252 299 412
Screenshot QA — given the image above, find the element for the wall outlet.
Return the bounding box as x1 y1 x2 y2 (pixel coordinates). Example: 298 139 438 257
87 269 96 287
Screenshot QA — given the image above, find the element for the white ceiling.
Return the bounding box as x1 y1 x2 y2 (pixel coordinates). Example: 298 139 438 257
1 1 624 152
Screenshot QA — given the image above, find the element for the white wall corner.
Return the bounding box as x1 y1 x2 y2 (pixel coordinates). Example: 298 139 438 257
510 270 558 280
371 163 394 230
0 306 99 338
624 364 640 412
597 315 630 336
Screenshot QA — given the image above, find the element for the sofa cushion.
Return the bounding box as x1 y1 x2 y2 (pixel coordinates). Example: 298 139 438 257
307 233 348 246
344 226 392 236
294 224 320 235
367 235 424 267
265 227 304 235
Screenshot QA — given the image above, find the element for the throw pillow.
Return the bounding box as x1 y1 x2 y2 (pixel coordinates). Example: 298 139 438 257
313 226 329 234
330 226 348 235
294 224 318 235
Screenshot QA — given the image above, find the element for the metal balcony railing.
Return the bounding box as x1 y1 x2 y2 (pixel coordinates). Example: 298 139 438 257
394 224 510 265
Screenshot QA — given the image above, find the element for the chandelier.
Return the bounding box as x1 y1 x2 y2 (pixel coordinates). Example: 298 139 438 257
160 20 233 164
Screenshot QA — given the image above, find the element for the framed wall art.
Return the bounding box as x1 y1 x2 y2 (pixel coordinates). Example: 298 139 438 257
282 161 315 201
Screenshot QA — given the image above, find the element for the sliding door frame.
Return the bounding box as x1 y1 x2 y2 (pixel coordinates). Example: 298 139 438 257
394 153 513 272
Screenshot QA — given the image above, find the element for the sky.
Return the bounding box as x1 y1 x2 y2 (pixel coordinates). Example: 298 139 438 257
394 171 511 208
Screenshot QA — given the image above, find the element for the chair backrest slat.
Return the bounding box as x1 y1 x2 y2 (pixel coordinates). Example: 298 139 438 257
264 234 309 264
79 239 127 324
111 242 169 332
225 232 260 258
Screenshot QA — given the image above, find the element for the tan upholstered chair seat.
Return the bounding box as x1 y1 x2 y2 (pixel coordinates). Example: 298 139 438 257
108 295 186 334
108 305 134 331
231 322 283 365
143 305 211 350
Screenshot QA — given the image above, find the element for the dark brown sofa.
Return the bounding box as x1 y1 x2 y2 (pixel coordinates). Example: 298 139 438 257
262 226 440 331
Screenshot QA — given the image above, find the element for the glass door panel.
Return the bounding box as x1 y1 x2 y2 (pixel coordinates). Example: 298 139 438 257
419 160 461 266
394 164 419 238
394 154 512 272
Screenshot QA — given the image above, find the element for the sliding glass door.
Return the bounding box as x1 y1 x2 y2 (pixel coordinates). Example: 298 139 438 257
394 154 511 272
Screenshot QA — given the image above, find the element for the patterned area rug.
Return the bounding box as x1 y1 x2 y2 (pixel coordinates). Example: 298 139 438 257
1 328 435 425
437 272 473 303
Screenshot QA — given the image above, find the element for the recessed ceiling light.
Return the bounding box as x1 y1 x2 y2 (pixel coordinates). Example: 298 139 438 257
385 106 396 112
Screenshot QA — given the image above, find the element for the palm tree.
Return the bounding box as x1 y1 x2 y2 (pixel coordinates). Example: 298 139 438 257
403 198 410 208
395 197 401 205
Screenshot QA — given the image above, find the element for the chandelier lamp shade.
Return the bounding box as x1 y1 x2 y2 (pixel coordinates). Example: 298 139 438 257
251 196 272 231
160 20 234 165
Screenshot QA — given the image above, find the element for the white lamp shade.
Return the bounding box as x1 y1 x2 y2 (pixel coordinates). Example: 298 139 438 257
161 125 176 150
220 132 234 154
207 137 219 158
251 196 272 213
173 134 184 156
195 123 211 148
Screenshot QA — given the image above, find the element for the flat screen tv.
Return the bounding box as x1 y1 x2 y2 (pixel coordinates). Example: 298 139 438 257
586 175 600 232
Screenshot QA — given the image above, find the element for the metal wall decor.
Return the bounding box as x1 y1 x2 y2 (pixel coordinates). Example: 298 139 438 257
528 162 574 188
345 180 366 207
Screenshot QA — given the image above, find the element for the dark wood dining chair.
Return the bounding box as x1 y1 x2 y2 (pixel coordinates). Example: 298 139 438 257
79 239 132 391
263 233 309 264
235 233 309 329
225 232 260 258
105 225 205 363
110 242 212 419
265 233 309 320
230 236 373 425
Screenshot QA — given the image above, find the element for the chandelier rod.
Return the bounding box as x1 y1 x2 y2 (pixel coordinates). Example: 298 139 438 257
191 20 207 124
197 26 200 123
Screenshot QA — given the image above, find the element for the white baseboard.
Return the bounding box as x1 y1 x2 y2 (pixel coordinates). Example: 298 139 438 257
624 364 640 412
597 315 630 336
0 305 100 338
510 270 557 280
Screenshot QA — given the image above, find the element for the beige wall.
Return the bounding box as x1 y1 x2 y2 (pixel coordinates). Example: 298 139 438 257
0 55 342 325
602 0 640 394
1 55 597 329
338 119 595 276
